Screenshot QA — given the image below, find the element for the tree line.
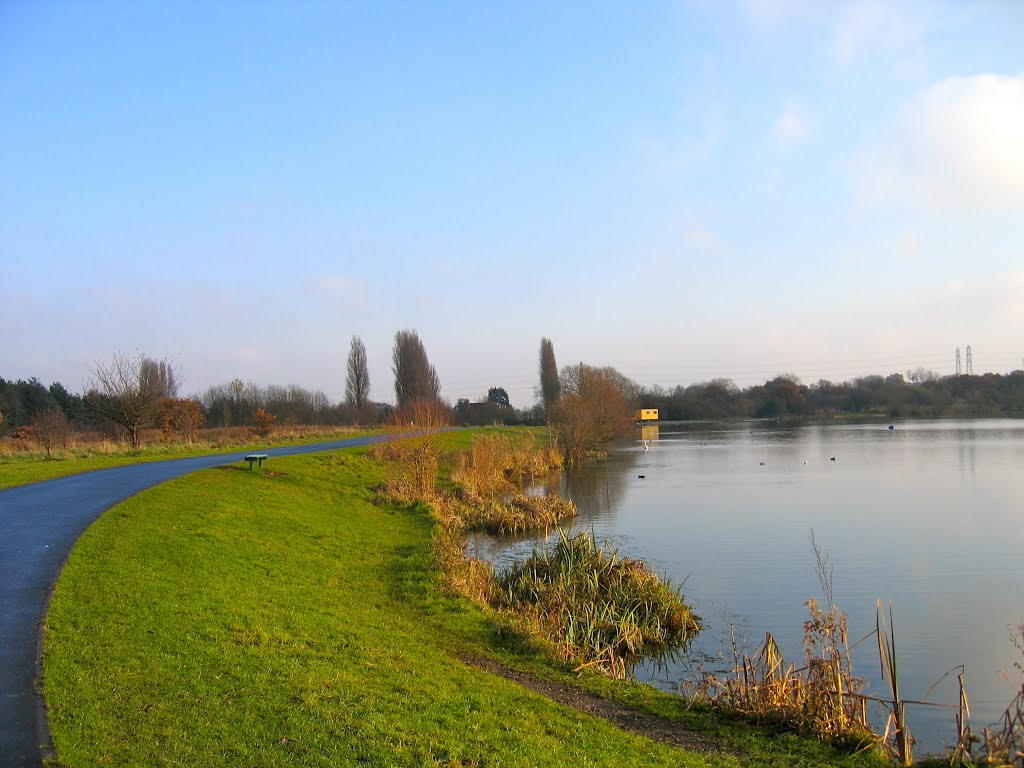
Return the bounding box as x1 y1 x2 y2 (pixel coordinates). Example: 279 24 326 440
3 332 1023 452
635 370 1024 421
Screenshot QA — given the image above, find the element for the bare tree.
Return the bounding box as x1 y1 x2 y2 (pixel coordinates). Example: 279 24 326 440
549 366 633 463
32 409 71 458
85 353 180 448
345 335 371 411
392 329 440 408
539 337 560 413
561 363 641 408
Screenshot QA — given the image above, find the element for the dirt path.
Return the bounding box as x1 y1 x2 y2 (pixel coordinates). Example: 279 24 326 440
462 654 731 755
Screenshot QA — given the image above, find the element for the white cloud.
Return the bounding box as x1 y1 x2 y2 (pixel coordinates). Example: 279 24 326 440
740 0 929 75
853 72 1024 216
773 100 812 153
833 1 929 72
641 109 723 175
739 0 801 32
685 225 728 254
306 275 368 307
897 230 921 260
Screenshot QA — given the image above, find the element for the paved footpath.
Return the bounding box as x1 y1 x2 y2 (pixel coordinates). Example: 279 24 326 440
0 435 385 767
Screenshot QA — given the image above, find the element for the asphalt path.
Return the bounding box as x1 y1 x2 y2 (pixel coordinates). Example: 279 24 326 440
0 434 387 767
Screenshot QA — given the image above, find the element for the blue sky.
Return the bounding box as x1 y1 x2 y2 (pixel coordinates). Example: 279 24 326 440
2 1 1022 407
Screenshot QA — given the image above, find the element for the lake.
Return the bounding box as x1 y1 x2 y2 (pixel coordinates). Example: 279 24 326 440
466 418 1024 756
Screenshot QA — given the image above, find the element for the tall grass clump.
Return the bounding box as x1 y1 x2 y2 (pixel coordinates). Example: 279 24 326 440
449 432 573 536
494 529 700 679
451 432 562 499
370 400 452 504
876 600 912 765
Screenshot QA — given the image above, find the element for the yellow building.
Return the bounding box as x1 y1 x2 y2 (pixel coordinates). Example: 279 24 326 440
635 408 659 421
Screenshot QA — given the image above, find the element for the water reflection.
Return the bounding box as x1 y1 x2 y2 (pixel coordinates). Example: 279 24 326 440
557 445 638 524
639 425 660 442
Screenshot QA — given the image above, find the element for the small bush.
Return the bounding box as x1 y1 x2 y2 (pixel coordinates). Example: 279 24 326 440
250 408 276 439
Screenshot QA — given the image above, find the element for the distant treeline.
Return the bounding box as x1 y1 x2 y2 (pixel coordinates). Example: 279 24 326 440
637 372 1024 421
3 369 1024 438
0 376 373 436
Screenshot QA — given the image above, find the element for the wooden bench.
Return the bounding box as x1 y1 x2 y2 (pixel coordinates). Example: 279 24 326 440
244 453 268 470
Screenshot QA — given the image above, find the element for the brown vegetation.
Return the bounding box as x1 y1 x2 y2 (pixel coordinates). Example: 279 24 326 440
159 398 205 444
549 365 634 463
682 601 873 749
31 409 71 458
978 624 1024 768
84 353 180 448
250 408 277 439
373 429 698 682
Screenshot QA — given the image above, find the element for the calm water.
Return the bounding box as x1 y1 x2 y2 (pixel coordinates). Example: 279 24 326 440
467 419 1024 755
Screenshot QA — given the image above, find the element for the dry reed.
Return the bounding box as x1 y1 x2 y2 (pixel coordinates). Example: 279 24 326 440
979 623 1024 768
682 599 873 748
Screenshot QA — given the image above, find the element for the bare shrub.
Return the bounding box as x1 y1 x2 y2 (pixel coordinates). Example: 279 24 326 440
549 367 633 463
32 409 71 458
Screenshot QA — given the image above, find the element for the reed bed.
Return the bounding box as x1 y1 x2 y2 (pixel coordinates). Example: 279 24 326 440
373 431 696 681
371 434 441 504
683 598 874 749
493 529 700 680
978 623 1024 768
451 432 562 499
460 493 577 536
982 684 1024 768
446 433 572 535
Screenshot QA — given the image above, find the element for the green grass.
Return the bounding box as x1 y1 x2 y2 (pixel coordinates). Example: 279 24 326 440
0 428 377 490
43 444 887 767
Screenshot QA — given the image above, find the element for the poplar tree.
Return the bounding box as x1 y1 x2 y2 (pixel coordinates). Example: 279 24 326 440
345 335 371 410
392 329 441 407
539 337 561 413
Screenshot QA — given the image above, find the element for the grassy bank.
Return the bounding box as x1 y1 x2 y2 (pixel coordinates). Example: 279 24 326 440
43 435 885 767
0 425 376 490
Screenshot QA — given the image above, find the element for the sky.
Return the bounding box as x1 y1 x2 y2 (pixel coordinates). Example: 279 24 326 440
2 0 1023 408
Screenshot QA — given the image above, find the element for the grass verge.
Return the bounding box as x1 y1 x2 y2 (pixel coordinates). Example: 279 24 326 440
0 426 376 490
43 439 886 767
